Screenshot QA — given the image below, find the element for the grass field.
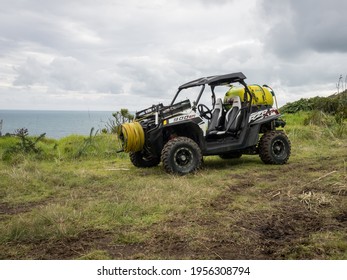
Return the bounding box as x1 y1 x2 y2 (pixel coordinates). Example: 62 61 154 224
0 112 346 259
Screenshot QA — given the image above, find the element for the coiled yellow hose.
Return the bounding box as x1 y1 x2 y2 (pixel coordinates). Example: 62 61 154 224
117 122 145 152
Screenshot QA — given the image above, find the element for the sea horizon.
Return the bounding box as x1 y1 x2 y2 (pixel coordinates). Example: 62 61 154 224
0 108 115 112
0 109 115 139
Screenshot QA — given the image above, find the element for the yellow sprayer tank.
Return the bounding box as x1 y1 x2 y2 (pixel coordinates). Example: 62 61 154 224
224 85 274 106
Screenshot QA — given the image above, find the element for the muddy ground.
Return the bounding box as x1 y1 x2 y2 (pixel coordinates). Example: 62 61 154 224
1 158 346 260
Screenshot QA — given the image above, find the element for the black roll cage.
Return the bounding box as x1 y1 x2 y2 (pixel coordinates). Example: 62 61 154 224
170 72 253 110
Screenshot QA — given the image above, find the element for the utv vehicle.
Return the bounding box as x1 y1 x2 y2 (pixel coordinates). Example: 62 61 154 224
117 72 291 175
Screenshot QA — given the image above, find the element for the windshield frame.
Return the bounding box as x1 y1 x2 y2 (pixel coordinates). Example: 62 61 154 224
170 72 251 107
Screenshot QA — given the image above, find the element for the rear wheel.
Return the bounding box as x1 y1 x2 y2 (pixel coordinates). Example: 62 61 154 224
130 151 160 168
161 137 202 175
258 130 291 164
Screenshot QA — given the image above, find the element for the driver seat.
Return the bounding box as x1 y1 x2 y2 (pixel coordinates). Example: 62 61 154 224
208 96 242 136
207 98 223 133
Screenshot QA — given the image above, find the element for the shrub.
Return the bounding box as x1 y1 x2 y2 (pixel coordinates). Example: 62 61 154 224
302 111 346 139
2 128 47 162
281 91 347 118
57 132 124 160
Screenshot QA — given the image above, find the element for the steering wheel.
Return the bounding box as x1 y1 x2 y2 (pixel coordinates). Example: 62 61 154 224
198 104 212 120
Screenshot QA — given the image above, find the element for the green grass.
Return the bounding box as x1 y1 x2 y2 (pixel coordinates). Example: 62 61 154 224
0 113 346 259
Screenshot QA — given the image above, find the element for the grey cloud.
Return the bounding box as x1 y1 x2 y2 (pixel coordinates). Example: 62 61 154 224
261 0 347 58
13 56 123 94
293 0 347 53
12 58 44 86
1 0 346 110
117 56 183 99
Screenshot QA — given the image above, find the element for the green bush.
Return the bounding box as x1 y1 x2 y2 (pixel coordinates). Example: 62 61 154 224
303 110 333 126
284 110 346 142
281 91 347 118
1 129 125 163
1 129 47 162
57 133 123 160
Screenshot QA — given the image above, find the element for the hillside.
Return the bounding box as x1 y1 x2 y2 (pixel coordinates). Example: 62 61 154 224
0 110 346 260
280 90 347 117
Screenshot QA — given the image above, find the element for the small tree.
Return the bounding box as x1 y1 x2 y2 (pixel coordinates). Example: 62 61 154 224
104 108 134 133
2 128 46 161
118 109 134 124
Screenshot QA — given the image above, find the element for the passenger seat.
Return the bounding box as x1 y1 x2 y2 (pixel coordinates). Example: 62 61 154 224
208 96 242 135
207 98 223 133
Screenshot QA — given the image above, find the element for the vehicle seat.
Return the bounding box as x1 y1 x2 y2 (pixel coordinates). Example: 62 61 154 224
208 96 242 135
224 96 242 132
207 98 223 133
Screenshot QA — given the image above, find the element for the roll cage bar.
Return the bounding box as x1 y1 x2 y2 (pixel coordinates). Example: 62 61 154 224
170 72 253 109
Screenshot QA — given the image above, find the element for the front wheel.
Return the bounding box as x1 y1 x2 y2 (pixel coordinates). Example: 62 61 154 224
258 131 291 164
161 137 202 175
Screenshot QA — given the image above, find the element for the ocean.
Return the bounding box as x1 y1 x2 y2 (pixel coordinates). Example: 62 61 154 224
0 110 114 139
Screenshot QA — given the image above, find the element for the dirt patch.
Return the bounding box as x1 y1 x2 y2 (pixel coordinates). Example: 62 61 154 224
146 207 325 259
145 217 226 259
3 200 344 260
0 200 49 216
148 230 190 259
24 229 111 259
142 187 336 260
254 206 323 258
209 183 254 210
27 228 150 260
335 210 347 223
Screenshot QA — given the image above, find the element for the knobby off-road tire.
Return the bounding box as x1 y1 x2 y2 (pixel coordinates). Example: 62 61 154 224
258 130 291 164
161 137 202 175
129 151 160 168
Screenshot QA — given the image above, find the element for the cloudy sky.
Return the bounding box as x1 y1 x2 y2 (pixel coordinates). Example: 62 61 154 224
0 0 346 111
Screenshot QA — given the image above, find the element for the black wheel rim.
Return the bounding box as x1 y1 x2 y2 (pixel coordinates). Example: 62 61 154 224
272 139 286 158
174 147 193 167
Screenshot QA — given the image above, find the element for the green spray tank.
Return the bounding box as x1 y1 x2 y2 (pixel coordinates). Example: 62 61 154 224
224 84 278 108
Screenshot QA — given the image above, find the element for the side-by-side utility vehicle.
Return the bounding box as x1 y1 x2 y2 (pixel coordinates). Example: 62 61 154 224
117 72 291 174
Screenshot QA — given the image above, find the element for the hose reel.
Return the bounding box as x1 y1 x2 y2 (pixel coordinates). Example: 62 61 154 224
117 122 145 153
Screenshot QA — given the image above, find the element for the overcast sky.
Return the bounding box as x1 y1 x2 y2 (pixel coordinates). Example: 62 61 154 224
1 0 346 111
